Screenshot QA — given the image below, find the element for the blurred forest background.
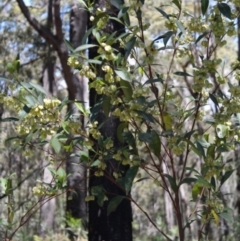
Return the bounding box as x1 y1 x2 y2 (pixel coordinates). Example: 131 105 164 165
0 0 240 240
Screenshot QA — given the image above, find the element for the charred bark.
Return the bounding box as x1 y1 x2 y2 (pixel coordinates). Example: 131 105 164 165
88 1 133 240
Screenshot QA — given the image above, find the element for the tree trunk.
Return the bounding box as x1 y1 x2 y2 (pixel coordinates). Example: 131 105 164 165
16 0 88 239
39 1 57 236
66 2 88 240
88 1 133 240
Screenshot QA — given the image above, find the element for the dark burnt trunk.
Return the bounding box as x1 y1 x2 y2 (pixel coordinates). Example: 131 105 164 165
88 1 132 240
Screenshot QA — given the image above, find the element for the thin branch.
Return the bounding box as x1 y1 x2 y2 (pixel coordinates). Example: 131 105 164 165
53 0 63 40
16 0 58 47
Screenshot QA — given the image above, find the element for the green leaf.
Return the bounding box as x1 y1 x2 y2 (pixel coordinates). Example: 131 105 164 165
172 0 181 10
103 95 111 117
163 31 175 46
219 211 234 222
176 20 185 34
79 151 89 162
115 69 131 81
184 130 195 139
163 112 172 130
64 39 75 52
75 101 87 115
152 31 175 47
179 177 197 186
211 209 219 226
134 177 150 183
77 0 88 9
149 130 161 158
56 167 67 185
50 135 61 153
0 76 13 83
217 3 232 19
135 110 155 123
5 136 19 143
0 117 19 122
107 196 124 215
196 140 206 158
123 131 137 154
196 176 211 188
186 140 203 157
125 166 139 194
209 93 218 106
211 176 216 190
174 71 192 77
25 95 37 107
220 169 234 187
185 167 200 175
138 132 152 143
25 132 33 145
125 37 136 58
117 122 128 143
110 0 123 9
164 174 177 192
109 16 124 24
91 185 105 207
86 59 102 65
201 0 209 16
29 83 47 95
74 44 98 52
192 183 202 201
91 160 101 167
120 80 133 101
216 124 228 138
143 77 164 85
195 32 209 44
82 26 94 45
155 7 169 20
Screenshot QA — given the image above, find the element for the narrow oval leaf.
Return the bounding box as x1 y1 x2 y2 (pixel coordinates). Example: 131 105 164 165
164 174 177 192
195 32 209 44
117 122 128 143
29 83 47 95
0 117 19 122
120 80 133 101
149 130 161 158
179 177 197 186
125 166 139 194
125 37 136 58
107 196 124 216
143 77 164 85
115 69 131 81
155 7 169 20
74 44 98 52
50 136 61 153
172 0 181 10
110 0 123 9
209 93 219 106
174 71 192 77
211 209 219 226
201 0 209 16
176 20 185 34
192 183 202 201
217 3 232 19
220 169 234 187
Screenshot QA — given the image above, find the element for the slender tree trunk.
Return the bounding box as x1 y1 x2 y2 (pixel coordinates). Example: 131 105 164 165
66 2 88 240
16 1 88 239
88 1 133 240
39 1 57 236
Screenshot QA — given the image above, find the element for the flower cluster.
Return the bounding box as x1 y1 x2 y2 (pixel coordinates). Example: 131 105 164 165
98 43 116 61
16 98 61 139
67 56 82 69
79 65 96 79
